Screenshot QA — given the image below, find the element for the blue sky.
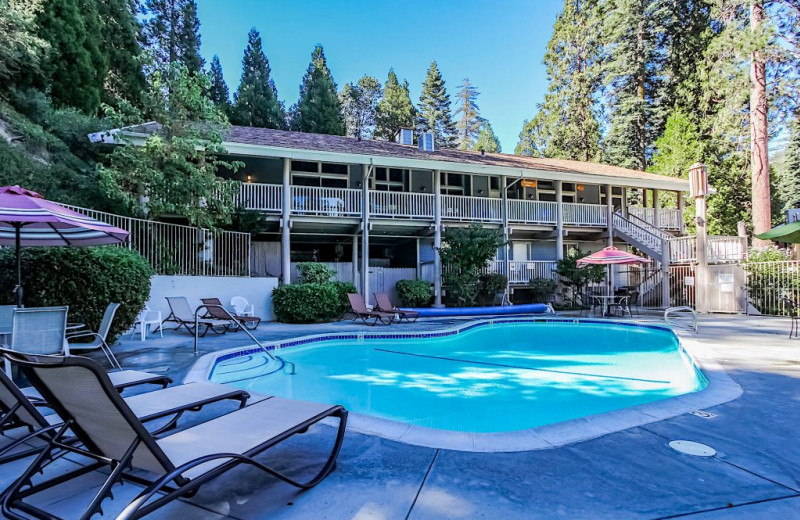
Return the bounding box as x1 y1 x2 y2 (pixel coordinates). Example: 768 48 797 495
196 0 562 151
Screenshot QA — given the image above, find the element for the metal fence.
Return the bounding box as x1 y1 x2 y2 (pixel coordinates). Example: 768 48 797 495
742 260 800 316
63 205 251 277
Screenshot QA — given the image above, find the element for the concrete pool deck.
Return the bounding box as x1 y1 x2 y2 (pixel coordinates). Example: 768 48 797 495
2 314 799 519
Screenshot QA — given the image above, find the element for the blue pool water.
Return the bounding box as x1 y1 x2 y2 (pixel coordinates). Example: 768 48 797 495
209 322 707 433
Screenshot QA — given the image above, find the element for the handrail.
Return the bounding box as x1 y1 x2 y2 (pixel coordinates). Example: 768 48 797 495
193 304 296 374
664 306 698 333
612 213 663 254
624 211 672 241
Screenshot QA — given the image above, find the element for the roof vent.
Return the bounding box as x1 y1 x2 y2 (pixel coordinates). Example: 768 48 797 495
395 128 414 146
419 131 435 152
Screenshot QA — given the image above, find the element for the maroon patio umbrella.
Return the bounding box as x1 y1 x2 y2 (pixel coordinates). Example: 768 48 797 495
0 186 129 306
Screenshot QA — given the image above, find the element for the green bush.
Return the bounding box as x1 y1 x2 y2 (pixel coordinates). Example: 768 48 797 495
0 247 153 340
272 281 355 323
529 278 557 303
296 262 335 284
396 279 432 307
478 273 508 305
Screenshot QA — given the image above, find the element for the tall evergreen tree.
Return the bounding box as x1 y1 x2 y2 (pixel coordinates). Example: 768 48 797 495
97 0 146 108
340 75 382 139
454 78 484 150
230 29 286 128
417 61 457 148
142 0 204 76
601 0 670 171
290 45 345 135
208 55 231 114
374 69 416 140
516 0 602 161
474 122 501 153
777 113 800 215
34 0 106 113
0 0 48 86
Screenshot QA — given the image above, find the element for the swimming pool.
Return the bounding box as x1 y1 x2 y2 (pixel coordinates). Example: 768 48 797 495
207 320 707 435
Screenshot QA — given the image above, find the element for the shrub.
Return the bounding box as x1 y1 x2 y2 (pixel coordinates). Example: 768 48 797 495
529 278 557 303
272 282 353 323
329 281 357 316
0 247 153 340
438 224 505 306
296 262 335 284
478 273 508 304
396 279 432 307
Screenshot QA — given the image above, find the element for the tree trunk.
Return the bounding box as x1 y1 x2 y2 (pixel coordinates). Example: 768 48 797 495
750 0 771 246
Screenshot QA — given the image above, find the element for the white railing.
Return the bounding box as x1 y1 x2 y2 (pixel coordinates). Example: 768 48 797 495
370 191 434 219
483 260 558 284
708 236 747 263
563 203 607 226
743 260 800 316
629 206 683 230
441 195 503 222
62 205 251 276
669 236 697 263
234 183 282 213
612 213 663 255
624 211 672 241
290 186 362 217
507 200 558 224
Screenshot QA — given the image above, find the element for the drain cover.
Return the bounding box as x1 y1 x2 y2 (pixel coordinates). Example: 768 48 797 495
689 410 717 419
669 440 716 457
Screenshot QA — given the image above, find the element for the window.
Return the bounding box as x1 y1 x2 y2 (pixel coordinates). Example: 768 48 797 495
291 161 350 188
291 161 317 173
562 194 575 203
539 192 556 202
374 167 406 191
321 163 348 175
563 183 575 191
440 172 465 195
490 177 500 190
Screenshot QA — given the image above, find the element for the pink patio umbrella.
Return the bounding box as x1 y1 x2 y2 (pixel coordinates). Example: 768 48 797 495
0 186 129 306
577 246 652 296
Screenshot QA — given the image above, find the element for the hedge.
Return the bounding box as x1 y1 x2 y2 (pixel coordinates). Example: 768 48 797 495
0 247 153 340
395 279 432 307
272 281 356 323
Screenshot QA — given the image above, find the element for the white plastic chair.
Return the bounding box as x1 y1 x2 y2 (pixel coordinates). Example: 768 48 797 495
231 296 254 317
130 305 163 341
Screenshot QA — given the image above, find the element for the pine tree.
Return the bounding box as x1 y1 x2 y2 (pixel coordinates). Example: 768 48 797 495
0 0 48 85
290 45 345 135
34 0 107 114
474 122 501 153
96 0 146 108
230 29 286 129
208 55 231 114
454 78 484 150
777 114 800 214
374 69 416 140
515 0 602 161
143 0 204 76
417 61 457 148
601 0 670 171
340 75 382 139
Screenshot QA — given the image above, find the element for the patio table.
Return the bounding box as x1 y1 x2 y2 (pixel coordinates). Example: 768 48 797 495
592 295 629 317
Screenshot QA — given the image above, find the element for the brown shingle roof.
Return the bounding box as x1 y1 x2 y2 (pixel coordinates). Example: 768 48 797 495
225 126 686 188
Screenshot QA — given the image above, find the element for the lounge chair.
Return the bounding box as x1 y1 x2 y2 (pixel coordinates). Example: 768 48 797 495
67 302 123 368
164 296 231 336
374 293 419 323
2 351 347 520
343 293 395 325
201 298 261 330
7 306 171 391
0 360 250 464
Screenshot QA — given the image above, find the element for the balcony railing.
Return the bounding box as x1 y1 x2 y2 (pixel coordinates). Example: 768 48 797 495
290 186 362 217
484 260 559 284
563 203 607 226
441 194 503 222
370 191 434 219
668 236 747 264
234 183 282 213
507 200 558 225
629 207 682 230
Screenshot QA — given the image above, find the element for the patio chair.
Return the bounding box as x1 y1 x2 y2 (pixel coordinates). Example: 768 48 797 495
202 298 261 330
129 304 163 341
607 295 632 317
0 305 14 348
781 296 799 338
0 360 250 464
342 293 394 325
67 302 123 369
7 306 171 391
164 296 230 337
231 296 255 317
1 351 347 520
374 293 419 323
627 290 641 316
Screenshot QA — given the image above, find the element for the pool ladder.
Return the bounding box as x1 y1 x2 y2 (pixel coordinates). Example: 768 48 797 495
193 304 296 375
664 306 698 333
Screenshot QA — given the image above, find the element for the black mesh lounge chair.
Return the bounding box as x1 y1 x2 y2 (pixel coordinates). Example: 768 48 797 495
0 360 250 465
374 293 419 323
164 297 230 337
201 298 261 331
342 293 394 325
1 352 347 520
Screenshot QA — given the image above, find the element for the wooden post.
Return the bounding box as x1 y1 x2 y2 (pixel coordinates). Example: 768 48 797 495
433 170 444 308
653 189 660 228
555 180 564 261
280 158 291 284
691 163 709 313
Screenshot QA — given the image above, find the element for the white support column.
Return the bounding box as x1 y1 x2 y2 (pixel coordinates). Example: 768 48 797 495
691 163 709 313
677 191 684 235
501 176 510 296
555 180 564 261
280 158 291 285
433 169 444 308
661 239 671 308
352 234 359 292
361 164 372 305
605 184 614 247
653 189 661 229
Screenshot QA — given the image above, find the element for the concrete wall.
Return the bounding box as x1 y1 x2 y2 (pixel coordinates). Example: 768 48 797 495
147 275 279 322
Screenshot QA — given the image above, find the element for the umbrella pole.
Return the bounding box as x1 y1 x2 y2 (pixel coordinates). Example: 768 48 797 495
14 223 22 307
